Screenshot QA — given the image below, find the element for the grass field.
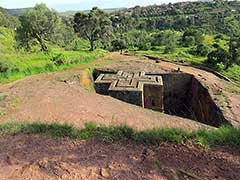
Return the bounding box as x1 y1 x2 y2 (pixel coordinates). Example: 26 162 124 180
0 49 107 84
0 122 239 148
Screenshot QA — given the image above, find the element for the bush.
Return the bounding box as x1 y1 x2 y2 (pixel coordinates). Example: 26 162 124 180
207 48 230 66
138 42 152 50
0 61 9 73
196 44 211 56
164 44 175 54
50 53 66 66
189 44 211 56
182 36 195 47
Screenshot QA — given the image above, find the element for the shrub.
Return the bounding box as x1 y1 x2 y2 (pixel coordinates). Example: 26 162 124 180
50 53 66 66
0 61 9 73
164 44 175 54
189 44 211 56
138 42 152 50
207 48 230 66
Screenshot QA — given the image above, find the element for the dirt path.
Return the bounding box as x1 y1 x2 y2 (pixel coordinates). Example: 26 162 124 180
0 134 239 180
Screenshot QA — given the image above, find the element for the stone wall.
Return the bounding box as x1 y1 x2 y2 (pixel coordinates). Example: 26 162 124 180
143 84 164 112
161 72 228 127
189 77 229 127
109 90 143 106
161 73 193 116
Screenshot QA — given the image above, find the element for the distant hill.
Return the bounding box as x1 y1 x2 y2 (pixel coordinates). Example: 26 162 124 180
60 8 125 17
4 7 124 17
5 8 32 15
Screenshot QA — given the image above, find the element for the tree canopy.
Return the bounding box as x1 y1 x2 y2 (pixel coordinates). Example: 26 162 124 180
16 4 59 51
73 7 113 51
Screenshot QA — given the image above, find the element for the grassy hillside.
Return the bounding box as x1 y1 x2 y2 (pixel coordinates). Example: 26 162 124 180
0 26 107 84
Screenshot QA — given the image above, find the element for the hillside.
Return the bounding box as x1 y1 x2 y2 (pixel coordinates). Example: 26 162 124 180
111 0 240 36
4 8 31 15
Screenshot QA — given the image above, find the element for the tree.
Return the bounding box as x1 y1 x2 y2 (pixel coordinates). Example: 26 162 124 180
50 17 76 48
207 47 229 67
16 4 58 51
192 44 211 56
73 7 112 51
181 29 204 47
123 30 152 50
0 7 19 29
111 38 127 53
228 37 240 68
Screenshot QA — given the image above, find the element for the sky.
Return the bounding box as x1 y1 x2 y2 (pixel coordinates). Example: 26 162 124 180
0 0 197 11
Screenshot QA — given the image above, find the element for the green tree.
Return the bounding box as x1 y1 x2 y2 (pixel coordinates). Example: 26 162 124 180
50 17 76 48
191 44 211 56
228 37 240 68
111 38 127 53
152 30 179 46
73 7 112 51
16 4 58 51
0 7 19 29
181 29 204 47
207 47 230 67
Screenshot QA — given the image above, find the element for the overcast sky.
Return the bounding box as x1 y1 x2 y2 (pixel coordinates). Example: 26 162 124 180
0 0 197 11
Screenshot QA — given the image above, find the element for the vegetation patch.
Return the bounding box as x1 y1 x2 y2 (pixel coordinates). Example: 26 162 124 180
0 122 239 148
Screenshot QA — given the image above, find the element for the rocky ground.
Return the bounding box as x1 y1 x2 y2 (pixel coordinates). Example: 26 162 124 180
0 134 239 180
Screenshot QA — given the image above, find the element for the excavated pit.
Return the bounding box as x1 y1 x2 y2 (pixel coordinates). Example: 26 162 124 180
93 69 229 127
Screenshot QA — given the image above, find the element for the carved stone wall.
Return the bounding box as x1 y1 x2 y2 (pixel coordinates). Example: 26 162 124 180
95 71 164 112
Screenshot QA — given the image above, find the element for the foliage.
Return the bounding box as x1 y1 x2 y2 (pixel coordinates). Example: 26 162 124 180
16 4 59 51
111 38 127 51
190 44 211 56
0 26 16 53
181 29 204 47
50 53 66 66
0 122 240 148
50 16 76 48
118 30 152 50
66 38 90 51
229 37 240 66
0 7 19 29
151 30 180 47
207 36 240 69
73 7 113 51
110 1 240 37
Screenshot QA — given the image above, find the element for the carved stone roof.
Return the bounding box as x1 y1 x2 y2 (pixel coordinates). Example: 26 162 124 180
95 71 163 92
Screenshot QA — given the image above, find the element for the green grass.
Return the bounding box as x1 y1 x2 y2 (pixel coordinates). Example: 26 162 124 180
0 49 107 84
0 122 239 148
